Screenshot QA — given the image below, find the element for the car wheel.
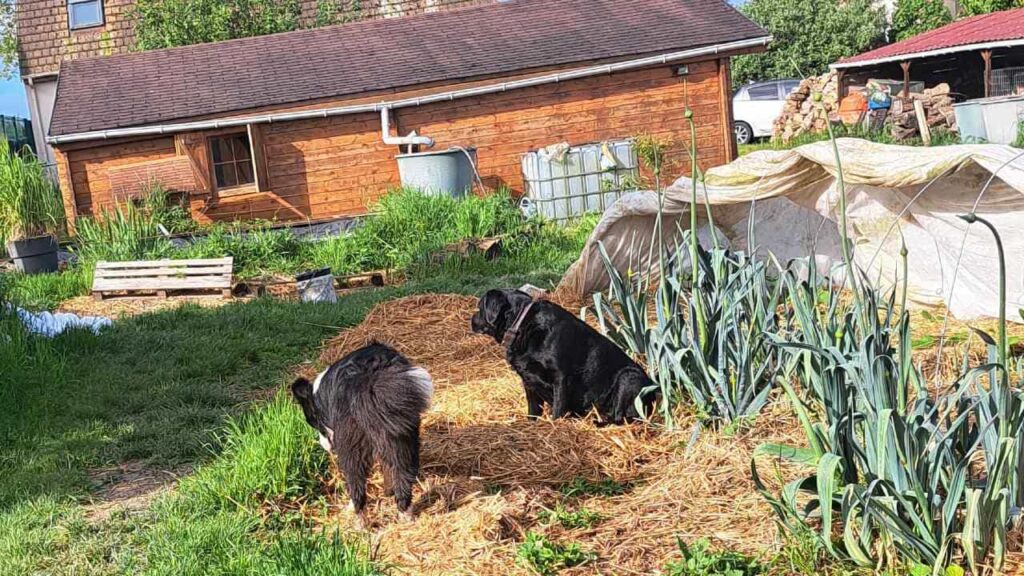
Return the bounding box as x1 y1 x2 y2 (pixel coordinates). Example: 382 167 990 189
734 121 753 145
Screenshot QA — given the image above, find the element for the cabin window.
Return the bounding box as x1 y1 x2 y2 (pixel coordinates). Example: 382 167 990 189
209 133 256 191
68 0 104 29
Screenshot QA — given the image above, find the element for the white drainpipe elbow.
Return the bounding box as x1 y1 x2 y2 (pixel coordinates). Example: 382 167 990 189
381 107 434 148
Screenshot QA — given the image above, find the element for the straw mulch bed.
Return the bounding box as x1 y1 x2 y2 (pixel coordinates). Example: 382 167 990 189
58 294 231 319
310 294 805 575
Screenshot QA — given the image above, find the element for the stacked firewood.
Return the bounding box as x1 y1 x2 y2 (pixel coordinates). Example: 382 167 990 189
771 73 959 143
888 83 958 141
771 72 840 143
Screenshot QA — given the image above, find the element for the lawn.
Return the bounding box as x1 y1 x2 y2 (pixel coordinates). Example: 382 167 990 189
3 177 1024 575
0 269 574 575
0 187 598 575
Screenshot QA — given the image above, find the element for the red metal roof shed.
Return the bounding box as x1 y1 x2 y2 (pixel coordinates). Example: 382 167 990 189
835 8 1024 68
832 8 1024 99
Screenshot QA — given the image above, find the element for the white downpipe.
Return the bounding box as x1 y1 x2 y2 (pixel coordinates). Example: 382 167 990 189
380 107 434 148
46 35 772 145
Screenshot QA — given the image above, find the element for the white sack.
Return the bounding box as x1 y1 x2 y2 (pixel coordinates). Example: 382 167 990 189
559 138 1024 321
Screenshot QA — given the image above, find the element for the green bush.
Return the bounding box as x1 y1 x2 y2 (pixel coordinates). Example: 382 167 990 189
133 0 303 50
515 532 594 576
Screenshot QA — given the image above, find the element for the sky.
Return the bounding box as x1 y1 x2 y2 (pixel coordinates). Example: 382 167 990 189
0 75 29 118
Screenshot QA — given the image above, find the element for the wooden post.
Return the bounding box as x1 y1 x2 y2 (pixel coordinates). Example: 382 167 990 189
913 99 931 145
718 58 739 162
836 69 847 100
982 49 993 97
900 61 912 98
53 147 78 235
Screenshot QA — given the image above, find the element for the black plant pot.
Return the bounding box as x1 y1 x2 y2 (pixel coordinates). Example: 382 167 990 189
6 235 59 275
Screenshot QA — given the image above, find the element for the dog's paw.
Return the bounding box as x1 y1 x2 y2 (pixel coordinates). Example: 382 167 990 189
398 510 415 524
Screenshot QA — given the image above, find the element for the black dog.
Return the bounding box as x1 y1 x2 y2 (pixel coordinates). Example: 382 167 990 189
471 289 653 424
291 342 432 527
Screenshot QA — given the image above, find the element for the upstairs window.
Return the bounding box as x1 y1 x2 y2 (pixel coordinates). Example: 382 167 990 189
209 134 255 191
68 0 104 30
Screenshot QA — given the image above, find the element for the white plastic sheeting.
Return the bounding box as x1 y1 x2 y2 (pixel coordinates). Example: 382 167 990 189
9 305 112 337
559 138 1024 321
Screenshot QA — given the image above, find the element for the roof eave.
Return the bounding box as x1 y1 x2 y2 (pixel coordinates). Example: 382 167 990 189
832 37 1024 70
49 35 772 145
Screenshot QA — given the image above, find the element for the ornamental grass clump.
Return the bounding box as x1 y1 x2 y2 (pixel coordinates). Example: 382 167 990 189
0 141 63 244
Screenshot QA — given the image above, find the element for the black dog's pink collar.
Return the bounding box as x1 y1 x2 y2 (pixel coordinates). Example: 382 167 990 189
502 300 536 349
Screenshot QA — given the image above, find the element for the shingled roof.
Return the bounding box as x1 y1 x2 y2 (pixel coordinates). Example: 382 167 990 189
49 0 766 138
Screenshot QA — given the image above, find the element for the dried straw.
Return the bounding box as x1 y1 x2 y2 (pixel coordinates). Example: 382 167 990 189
312 294 805 575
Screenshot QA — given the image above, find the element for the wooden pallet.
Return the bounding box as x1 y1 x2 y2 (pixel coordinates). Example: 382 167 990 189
92 258 234 300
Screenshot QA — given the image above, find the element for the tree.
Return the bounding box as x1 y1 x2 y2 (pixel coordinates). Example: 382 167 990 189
731 0 886 85
892 0 952 41
0 0 17 80
958 0 1024 17
133 0 303 51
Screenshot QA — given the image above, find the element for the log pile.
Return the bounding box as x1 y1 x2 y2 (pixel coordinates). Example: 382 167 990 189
771 72 840 143
771 74 959 143
888 83 958 141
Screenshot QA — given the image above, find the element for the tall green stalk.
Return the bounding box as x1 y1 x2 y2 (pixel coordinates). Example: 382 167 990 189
0 140 63 243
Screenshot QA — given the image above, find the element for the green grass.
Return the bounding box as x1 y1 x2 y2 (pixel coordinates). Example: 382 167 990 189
2 189 595 312
738 125 962 156
0 265 569 574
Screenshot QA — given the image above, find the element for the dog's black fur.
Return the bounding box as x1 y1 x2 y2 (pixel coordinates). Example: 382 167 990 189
291 342 432 525
471 289 654 424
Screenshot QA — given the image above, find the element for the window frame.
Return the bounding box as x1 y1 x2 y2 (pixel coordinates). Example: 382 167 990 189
207 132 258 196
67 0 105 31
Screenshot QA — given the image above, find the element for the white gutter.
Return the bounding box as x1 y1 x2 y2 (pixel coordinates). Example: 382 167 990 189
380 107 434 148
47 35 771 145
831 37 1024 70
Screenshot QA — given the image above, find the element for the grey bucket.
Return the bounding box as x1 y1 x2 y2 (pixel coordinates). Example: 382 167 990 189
395 148 477 198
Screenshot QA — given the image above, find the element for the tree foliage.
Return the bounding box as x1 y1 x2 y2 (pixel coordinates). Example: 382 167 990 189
0 0 16 80
731 0 886 86
892 0 952 41
958 0 1024 17
132 0 303 51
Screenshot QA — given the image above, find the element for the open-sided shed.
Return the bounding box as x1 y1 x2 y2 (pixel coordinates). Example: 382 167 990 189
832 7 1024 99
46 0 768 231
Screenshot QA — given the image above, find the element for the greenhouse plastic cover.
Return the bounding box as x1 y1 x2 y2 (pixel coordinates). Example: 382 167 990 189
559 138 1024 321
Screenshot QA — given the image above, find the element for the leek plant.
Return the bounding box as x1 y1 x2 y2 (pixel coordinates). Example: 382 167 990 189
591 115 784 427
753 219 1024 573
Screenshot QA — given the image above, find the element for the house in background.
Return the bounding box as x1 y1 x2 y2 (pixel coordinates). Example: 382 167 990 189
15 0 481 171
45 0 768 231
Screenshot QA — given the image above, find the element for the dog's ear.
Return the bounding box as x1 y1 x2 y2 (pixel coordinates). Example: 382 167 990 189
291 377 313 402
481 289 509 327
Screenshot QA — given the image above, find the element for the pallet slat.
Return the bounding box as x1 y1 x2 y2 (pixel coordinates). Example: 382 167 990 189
95 267 233 278
96 258 232 269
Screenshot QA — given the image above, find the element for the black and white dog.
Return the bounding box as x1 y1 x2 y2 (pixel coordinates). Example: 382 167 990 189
291 342 432 527
470 289 654 424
